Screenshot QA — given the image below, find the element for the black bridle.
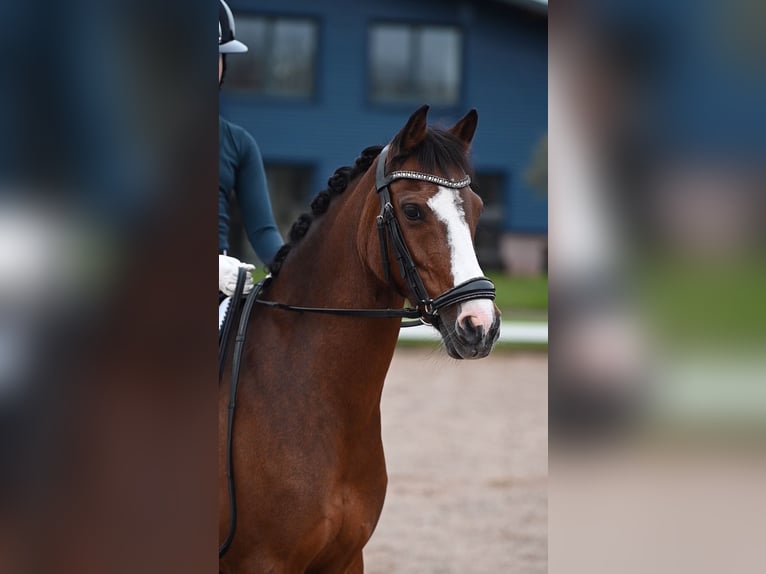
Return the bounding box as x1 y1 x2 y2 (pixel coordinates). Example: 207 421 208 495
254 145 495 325
373 145 495 324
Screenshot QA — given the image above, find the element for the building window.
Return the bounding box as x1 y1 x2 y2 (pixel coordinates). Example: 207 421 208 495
225 16 318 98
369 23 462 105
228 163 314 264
473 172 506 271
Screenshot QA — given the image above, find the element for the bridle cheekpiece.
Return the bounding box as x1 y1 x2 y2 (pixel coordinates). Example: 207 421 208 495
374 145 495 324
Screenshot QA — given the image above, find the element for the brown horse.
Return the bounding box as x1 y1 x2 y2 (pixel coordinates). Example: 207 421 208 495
219 105 500 573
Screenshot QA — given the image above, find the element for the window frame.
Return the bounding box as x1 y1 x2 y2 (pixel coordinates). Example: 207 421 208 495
366 19 465 110
222 12 322 102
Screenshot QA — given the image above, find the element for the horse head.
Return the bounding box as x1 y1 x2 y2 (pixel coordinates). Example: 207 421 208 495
362 105 501 359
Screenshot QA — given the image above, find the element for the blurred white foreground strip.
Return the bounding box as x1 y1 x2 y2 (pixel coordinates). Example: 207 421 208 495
0 197 92 397
398 321 548 344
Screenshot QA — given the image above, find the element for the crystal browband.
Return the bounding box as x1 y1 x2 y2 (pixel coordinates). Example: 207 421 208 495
386 171 471 189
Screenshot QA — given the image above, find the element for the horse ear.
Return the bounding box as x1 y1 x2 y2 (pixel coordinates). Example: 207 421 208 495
393 104 430 151
449 109 478 148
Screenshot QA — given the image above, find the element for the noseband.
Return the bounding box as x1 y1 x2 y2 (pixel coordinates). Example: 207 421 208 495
374 145 495 324
253 145 495 325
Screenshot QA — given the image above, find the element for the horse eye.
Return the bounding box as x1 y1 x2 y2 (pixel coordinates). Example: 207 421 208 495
402 204 423 221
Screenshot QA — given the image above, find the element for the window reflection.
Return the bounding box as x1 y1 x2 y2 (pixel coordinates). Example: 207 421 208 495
226 16 317 98
369 24 462 105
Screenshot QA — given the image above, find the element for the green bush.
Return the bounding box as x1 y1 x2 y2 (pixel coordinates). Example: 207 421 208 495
486 272 548 313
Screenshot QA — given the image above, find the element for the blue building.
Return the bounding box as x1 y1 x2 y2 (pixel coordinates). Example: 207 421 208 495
222 0 547 274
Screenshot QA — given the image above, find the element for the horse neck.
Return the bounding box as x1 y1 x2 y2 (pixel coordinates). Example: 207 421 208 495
263 172 404 416
270 170 398 308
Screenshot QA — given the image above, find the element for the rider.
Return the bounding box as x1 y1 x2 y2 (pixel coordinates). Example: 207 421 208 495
218 0 283 297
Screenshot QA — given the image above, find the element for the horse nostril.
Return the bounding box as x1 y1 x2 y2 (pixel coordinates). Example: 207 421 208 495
458 316 485 346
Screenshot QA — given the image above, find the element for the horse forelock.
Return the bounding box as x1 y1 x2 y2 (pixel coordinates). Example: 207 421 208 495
390 127 473 179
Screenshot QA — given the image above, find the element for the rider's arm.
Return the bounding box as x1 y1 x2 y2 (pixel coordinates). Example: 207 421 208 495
235 133 284 267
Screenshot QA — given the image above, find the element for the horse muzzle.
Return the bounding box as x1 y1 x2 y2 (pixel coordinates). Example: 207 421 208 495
439 298 501 360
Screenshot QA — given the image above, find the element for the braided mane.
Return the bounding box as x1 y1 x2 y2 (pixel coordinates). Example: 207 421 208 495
268 145 382 277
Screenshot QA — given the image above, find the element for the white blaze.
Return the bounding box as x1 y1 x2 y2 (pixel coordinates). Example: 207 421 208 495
427 187 496 331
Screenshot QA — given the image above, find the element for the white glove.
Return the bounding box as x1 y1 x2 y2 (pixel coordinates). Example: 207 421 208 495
219 254 256 296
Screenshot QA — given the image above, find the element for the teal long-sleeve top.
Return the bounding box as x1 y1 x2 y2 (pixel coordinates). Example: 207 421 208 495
219 116 283 265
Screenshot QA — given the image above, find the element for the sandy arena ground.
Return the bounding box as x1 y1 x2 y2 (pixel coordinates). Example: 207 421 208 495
364 348 548 574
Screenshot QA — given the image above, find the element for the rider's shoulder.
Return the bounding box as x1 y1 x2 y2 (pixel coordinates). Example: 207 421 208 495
220 116 258 154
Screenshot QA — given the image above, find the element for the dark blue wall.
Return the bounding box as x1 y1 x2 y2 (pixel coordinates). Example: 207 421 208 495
223 0 547 232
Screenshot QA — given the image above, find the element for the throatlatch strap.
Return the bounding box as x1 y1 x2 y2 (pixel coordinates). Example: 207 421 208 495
376 213 392 287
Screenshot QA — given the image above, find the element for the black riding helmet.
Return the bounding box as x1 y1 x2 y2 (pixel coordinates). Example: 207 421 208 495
219 0 248 53
219 0 247 87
